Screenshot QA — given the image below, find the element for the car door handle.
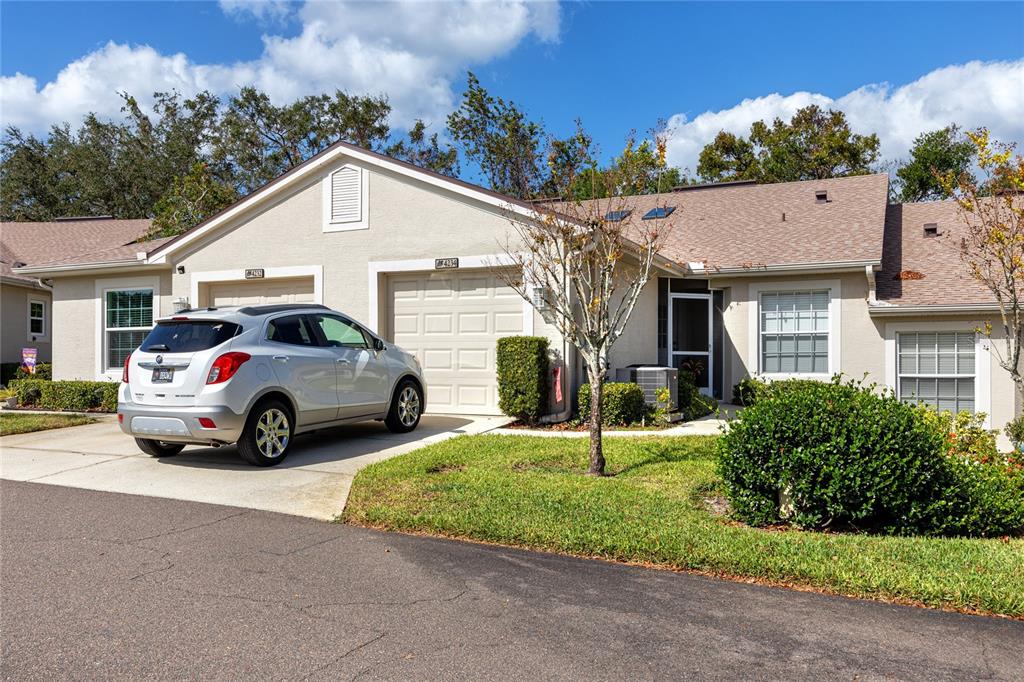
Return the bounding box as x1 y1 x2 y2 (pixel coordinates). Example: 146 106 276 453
273 355 289 362
336 358 351 365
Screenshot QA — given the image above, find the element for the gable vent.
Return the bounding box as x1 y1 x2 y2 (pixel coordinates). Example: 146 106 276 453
923 222 939 237
814 190 828 204
330 167 362 223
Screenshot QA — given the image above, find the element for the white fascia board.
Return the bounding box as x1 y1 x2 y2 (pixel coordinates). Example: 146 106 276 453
704 259 880 278
14 261 167 276
868 303 1000 317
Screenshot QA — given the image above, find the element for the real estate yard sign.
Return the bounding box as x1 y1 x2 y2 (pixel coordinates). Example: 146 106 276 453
21 347 37 374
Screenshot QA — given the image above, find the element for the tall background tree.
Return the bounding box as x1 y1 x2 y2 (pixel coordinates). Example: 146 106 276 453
893 125 976 203
696 105 880 183
0 87 456 236
446 72 548 199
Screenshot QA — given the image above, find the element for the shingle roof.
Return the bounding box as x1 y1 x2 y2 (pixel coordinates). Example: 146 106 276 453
876 201 996 307
1 218 154 277
574 173 890 270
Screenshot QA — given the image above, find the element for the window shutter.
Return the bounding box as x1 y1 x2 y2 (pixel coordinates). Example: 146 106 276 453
330 167 361 223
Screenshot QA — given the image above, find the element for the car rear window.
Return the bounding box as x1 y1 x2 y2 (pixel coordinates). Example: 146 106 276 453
140 321 241 353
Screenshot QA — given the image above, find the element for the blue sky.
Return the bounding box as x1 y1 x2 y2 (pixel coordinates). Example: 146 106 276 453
2 1 1022 175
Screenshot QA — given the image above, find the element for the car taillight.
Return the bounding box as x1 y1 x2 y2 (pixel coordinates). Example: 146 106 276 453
206 352 251 384
122 354 131 383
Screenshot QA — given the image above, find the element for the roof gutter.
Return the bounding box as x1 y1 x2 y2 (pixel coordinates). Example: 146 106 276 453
868 302 1000 316
13 258 165 276
1 274 51 290
691 259 880 278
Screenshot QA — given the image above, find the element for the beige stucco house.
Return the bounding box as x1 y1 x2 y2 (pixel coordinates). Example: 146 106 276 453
11 141 1019 444
1 218 153 370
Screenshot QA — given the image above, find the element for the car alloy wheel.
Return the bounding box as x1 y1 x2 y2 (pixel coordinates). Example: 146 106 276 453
397 385 420 427
255 407 290 458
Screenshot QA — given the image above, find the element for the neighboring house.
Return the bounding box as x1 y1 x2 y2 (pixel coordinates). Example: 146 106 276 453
12 142 1019 445
0 218 154 368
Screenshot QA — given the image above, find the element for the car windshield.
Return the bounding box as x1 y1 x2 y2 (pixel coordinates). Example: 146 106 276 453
140 320 241 353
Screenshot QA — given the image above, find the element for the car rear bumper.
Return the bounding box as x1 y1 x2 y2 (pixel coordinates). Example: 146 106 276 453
117 401 246 444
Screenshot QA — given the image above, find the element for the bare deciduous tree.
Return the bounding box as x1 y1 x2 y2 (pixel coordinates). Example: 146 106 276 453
941 129 1024 399
497 131 676 475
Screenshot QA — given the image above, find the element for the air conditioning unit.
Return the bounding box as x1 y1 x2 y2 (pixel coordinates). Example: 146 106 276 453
615 365 678 410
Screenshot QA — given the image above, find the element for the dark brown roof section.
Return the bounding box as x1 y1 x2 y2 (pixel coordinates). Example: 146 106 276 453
573 173 890 270
876 201 995 306
1 218 153 276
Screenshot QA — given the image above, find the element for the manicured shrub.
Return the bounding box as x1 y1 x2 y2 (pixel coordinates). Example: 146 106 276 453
496 336 550 423
1005 414 1024 452
731 377 768 406
10 379 119 413
731 376 822 406
719 377 1024 537
1 362 51 386
16 362 52 381
578 382 647 426
718 377 952 534
677 371 717 421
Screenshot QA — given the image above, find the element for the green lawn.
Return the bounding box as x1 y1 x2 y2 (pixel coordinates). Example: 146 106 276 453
343 435 1024 618
0 412 96 436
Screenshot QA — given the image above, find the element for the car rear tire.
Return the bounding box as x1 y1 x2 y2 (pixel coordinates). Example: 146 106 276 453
135 438 185 458
237 399 294 467
385 379 423 433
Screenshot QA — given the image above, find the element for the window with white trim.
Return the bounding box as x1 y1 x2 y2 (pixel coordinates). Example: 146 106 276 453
330 166 361 224
897 332 975 413
759 290 830 374
28 299 45 337
104 289 153 369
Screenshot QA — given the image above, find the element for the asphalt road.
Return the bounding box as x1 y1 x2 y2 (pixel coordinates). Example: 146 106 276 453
2 480 1020 681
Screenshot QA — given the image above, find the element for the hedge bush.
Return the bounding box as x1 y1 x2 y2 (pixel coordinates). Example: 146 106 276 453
677 370 717 420
1 362 51 386
718 377 1024 537
578 382 647 426
496 336 550 423
10 379 118 413
731 376 821 406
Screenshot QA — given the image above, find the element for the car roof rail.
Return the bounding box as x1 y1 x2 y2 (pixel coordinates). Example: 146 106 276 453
237 303 330 316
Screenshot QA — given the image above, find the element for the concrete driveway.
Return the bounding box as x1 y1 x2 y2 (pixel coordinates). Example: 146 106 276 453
0 414 507 519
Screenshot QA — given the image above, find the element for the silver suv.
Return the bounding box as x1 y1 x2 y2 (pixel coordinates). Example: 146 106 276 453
117 304 425 466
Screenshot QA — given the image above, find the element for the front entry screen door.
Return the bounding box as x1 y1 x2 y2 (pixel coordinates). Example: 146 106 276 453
669 294 712 394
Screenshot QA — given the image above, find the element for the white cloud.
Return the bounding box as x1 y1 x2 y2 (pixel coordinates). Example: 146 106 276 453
665 60 1024 174
0 0 560 133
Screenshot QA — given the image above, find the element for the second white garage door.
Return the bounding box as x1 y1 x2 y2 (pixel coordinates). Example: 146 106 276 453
204 277 316 307
388 270 524 414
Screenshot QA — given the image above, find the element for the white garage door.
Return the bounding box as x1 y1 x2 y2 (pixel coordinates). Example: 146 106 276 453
388 270 524 415
204 277 316 307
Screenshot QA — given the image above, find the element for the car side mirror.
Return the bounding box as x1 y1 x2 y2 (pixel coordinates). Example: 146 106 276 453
373 338 386 352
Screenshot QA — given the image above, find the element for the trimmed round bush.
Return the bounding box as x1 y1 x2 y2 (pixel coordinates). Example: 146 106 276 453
719 377 1024 537
718 377 953 534
578 382 647 426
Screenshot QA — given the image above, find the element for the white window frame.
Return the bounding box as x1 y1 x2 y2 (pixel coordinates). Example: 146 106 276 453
27 296 48 341
894 331 977 414
884 321 991 427
94 276 160 380
747 279 841 380
322 164 369 232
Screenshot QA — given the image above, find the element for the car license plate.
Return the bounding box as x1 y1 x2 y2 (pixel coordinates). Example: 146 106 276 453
152 367 174 383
